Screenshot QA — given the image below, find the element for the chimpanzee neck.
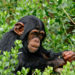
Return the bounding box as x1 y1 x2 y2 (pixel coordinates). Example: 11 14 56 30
0 31 19 52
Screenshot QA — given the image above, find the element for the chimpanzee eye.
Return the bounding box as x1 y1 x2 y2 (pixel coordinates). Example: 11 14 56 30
39 33 44 39
40 33 44 36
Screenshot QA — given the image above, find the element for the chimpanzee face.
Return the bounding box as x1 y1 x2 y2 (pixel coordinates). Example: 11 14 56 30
14 16 46 53
27 29 45 53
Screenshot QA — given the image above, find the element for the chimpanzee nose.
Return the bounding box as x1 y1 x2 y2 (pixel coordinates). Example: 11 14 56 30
34 38 40 43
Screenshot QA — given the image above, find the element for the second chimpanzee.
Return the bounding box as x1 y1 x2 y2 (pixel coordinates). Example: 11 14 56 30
0 15 75 74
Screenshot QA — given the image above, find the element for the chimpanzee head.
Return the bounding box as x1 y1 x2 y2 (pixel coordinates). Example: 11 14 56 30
14 15 46 53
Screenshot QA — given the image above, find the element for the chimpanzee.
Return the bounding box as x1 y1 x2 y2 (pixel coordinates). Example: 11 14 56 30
0 15 75 74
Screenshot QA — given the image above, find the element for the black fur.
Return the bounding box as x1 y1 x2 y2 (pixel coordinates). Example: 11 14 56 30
0 15 64 75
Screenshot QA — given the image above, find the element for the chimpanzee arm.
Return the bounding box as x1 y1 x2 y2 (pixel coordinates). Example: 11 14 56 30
47 58 65 69
15 53 65 74
41 47 62 60
40 47 66 68
15 47 64 73
14 50 65 74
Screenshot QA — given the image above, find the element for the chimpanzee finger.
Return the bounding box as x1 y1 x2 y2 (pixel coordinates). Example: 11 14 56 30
68 53 75 61
62 51 68 56
62 51 73 57
64 54 73 60
63 51 74 60
68 56 75 62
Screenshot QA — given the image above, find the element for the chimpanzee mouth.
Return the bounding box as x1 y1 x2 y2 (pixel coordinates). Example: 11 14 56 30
31 43 40 48
32 46 38 49
31 45 39 50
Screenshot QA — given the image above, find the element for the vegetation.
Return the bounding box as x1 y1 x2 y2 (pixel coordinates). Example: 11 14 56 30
0 0 75 75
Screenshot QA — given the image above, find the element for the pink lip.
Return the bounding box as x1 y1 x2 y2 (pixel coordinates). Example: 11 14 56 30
31 46 39 50
32 46 38 49
31 44 39 48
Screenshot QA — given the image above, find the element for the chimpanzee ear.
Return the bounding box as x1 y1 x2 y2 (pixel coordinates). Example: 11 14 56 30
14 22 24 36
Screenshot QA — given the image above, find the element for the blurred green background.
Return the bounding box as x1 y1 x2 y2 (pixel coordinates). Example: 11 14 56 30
0 0 75 74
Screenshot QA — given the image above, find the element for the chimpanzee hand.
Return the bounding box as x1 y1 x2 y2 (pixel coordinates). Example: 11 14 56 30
62 51 75 62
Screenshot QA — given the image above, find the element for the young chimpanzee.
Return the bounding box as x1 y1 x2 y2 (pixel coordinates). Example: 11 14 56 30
0 15 75 74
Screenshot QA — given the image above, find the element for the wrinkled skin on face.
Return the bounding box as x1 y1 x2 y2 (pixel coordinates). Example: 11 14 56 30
28 29 45 53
